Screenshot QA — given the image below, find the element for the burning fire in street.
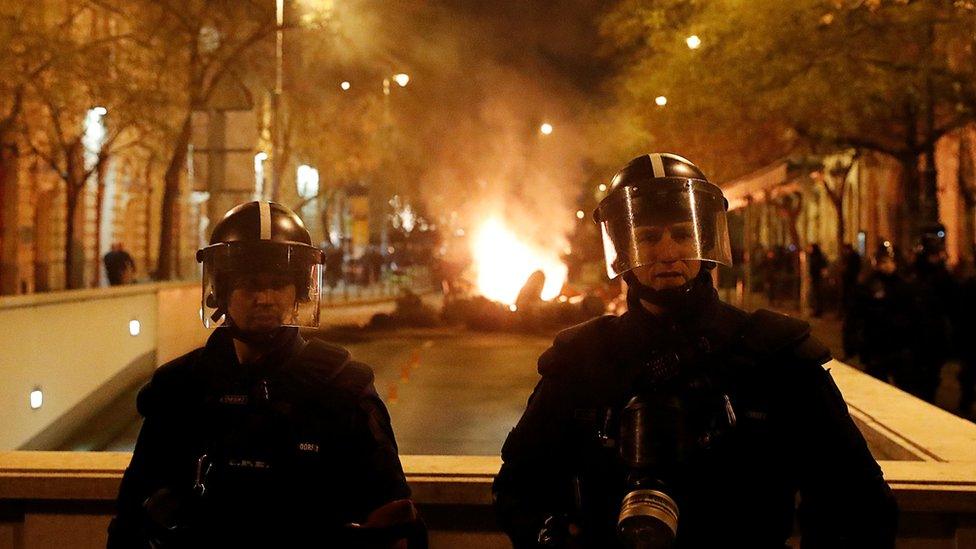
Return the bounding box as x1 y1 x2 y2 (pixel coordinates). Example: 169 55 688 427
471 217 568 305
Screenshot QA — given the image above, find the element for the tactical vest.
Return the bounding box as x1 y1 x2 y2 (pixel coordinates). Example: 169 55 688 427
530 306 830 548
144 337 379 546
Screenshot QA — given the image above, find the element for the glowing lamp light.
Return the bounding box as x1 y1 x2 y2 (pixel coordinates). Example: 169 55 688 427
598 184 607 192
92 106 108 116
393 73 410 87
686 35 702 49
540 123 554 135
655 96 668 107
129 319 141 336
340 81 351 91
30 388 43 410
576 210 585 220
509 304 518 312
296 164 320 199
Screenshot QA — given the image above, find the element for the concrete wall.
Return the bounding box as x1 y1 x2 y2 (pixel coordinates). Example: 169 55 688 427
0 282 207 450
0 449 974 549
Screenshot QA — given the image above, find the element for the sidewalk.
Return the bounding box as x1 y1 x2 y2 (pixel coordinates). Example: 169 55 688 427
730 291 972 421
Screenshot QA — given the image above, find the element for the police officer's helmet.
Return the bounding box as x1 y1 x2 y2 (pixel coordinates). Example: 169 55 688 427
593 153 732 279
196 201 325 328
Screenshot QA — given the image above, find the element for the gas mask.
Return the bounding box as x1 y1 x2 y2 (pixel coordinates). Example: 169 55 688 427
616 376 736 548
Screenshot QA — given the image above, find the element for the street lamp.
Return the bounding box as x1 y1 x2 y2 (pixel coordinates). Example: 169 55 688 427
383 72 410 95
296 164 320 199
254 152 268 199
270 0 285 201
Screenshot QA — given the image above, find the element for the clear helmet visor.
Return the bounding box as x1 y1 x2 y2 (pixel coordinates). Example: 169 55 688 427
198 242 324 329
597 182 732 279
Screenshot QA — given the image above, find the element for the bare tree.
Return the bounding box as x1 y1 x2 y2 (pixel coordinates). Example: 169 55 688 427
99 0 275 279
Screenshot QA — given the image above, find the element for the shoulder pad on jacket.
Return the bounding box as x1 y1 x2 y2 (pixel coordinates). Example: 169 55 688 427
790 333 832 366
538 314 619 377
295 339 374 397
330 361 376 398
740 309 814 357
299 338 352 377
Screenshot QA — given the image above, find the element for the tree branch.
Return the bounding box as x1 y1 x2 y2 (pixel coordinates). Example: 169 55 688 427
201 19 275 103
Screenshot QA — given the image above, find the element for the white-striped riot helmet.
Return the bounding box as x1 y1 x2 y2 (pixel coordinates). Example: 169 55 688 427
196 201 325 329
593 153 732 280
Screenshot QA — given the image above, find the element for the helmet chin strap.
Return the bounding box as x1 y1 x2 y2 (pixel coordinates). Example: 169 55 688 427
224 320 291 347
624 266 715 315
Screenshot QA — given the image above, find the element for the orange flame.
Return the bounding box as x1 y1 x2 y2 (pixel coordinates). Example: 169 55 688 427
471 217 567 305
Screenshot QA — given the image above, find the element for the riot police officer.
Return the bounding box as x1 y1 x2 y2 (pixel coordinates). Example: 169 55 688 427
843 244 917 384
108 201 423 548
906 223 956 402
493 154 897 548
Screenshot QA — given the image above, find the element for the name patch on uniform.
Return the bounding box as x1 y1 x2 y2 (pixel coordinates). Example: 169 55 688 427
228 459 271 470
220 394 248 405
298 442 320 453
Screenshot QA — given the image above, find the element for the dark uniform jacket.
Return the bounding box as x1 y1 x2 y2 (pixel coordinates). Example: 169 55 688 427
843 271 917 373
107 327 410 548
494 293 897 548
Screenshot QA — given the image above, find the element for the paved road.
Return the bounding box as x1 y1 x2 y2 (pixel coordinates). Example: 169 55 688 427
339 329 549 455
98 328 550 455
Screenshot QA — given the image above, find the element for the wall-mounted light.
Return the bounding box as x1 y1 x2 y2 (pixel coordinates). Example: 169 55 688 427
30 387 43 410
129 319 141 336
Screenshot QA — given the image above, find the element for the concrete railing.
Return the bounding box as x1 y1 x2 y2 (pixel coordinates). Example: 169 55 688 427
0 451 974 549
0 363 975 547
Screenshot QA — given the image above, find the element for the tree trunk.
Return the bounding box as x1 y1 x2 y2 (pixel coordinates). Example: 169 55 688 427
831 195 845 257
959 134 976 265
144 161 154 275
0 138 15 295
156 113 192 280
63 141 86 290
897 153 920 256
93 154 109 286
922 142 939 227
64 185 80 289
